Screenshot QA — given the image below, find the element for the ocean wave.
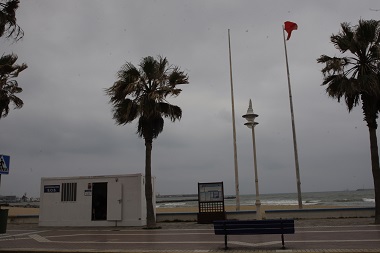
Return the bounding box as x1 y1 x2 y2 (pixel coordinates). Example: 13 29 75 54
261 200 299 205
243 199 321 206
164 202 186 206
156 191 375 208
156 202 187 208
304 200 321 205
334 198 365 203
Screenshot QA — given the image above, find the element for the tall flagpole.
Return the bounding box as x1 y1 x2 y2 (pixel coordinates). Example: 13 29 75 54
228 29 240 211
282 25 303 209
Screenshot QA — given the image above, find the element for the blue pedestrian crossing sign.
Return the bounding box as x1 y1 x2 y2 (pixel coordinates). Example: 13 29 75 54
0 155 10 175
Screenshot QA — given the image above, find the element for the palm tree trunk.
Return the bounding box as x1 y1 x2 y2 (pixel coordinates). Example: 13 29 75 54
368 126 380 224
144 138 156 228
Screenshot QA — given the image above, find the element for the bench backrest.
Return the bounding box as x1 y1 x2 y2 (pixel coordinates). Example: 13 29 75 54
213 219 295 235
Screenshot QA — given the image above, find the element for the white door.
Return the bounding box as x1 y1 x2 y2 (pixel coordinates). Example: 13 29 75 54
107 181 122 221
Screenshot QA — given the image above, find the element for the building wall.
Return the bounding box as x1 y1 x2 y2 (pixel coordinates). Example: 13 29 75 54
39 174 152 227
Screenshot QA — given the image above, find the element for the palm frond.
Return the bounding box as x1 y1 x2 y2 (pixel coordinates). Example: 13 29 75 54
318 19 380 127
331 23 353 53
0 0 24 41
8 94 22 108
0 52 26 119
357 19 380 44
168 67 189 86
140 56 157 85
157 102 182 121
106 55 189 140
112 99 139 125
137 115 164 139
317 55 349 75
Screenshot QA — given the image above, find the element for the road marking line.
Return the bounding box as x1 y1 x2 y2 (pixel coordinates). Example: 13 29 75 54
42 240 222 244
29 234 51 242
0 230 49 240
31 238 380 245
46 232 214 239
289 239 380 243
299 229 380 233
299 224 380 228
230 240 280 247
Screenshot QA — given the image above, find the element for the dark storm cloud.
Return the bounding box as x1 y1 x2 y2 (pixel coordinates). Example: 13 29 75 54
0 0 379 197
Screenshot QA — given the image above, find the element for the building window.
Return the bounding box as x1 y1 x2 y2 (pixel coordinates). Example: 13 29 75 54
61 183 77 202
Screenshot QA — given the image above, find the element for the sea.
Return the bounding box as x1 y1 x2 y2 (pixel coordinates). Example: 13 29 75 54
156 189 375 209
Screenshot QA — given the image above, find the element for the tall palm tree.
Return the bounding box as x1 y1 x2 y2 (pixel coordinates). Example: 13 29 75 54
0 53 27 118
317 19 380 223
0 0 24 41
106 56 189 228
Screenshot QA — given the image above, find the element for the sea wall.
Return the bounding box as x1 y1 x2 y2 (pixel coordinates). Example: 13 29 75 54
264 207 375 219
7 207 376 224
156 207 375 222
8 215 39 224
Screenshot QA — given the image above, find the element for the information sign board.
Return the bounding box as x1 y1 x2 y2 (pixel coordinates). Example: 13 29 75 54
197 182 225 223
198 182 224 202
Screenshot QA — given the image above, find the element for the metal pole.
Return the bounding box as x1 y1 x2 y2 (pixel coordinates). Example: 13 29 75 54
228 29 240 211
251 123 262 220
282 25 303 209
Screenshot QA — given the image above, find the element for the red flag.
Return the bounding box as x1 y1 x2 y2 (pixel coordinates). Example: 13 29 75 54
284 21 298 40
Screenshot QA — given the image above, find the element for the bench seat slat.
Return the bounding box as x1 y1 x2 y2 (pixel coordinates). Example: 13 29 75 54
214 223 294 229
214 219 294 224
214 227 295 235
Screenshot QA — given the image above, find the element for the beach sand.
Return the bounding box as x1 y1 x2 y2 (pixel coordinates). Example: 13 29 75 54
2 206 40 216
1 204 345 216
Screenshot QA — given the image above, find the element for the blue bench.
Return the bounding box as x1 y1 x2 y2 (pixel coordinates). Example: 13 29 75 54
213 219 295 249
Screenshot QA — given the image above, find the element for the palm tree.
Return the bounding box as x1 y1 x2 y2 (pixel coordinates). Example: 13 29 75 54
0 0 24 41
0 53 27 118
105 56 189 228
317 19 380 223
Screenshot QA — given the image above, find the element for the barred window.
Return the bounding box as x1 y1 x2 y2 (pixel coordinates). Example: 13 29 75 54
61 182 77 202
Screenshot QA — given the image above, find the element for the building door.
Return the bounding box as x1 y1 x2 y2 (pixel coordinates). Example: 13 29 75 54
107 181 122 221
92 182 107 221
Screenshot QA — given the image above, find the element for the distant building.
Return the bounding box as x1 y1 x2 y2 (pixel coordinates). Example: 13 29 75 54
0 195 18 203
21 194 28 202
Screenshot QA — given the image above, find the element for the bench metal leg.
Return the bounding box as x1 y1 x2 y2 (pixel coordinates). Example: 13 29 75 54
224 234 228 249
281 233 285 249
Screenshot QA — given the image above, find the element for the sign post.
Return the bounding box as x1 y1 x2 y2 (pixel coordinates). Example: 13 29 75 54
0 155 10 194
0 155 10 234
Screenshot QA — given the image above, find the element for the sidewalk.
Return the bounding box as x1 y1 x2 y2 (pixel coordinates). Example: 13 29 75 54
0 217 379 252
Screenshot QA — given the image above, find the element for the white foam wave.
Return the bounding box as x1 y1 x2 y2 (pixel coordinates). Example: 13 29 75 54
363 198 375 203
261 200 299 205
156 202 187 208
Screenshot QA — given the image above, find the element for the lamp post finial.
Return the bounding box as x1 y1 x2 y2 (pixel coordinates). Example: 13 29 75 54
247 99 253 114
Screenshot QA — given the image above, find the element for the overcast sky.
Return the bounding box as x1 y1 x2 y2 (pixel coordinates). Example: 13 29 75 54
0 0 379 198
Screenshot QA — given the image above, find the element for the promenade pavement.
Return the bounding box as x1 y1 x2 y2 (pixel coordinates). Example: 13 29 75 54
0 218 380 253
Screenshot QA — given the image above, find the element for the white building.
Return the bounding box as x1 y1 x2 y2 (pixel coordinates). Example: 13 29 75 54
39 173 154 227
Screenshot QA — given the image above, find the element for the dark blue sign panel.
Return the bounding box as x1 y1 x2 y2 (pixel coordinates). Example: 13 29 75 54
0 155 10 175
44 185 60 193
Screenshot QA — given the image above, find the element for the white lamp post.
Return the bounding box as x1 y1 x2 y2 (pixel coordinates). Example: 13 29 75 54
242 99 262 220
